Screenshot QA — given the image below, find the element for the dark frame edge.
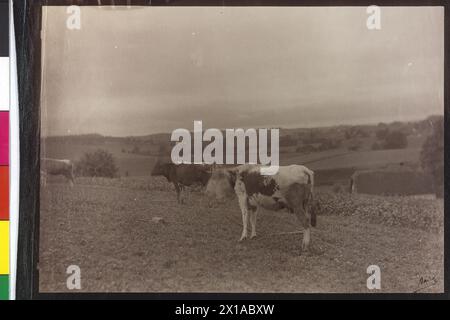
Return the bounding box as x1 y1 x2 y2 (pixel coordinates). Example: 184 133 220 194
444 0 449 296
14 0 42 300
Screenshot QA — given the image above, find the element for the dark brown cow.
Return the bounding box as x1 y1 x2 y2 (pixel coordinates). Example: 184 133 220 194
151 161 212 203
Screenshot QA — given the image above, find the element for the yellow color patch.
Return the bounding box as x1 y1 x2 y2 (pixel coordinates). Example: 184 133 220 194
0 221 8 274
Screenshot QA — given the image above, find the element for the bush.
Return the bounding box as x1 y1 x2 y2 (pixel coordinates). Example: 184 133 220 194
420 116 444 198
76 149 118 178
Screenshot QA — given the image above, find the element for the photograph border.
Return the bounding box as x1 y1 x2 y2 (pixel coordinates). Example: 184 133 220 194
13 0 450 300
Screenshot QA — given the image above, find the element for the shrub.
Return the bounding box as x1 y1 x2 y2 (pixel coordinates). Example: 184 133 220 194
76 149 118 178
420 116 444 198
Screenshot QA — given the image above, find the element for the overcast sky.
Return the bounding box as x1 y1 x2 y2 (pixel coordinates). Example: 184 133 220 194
41 6 444 137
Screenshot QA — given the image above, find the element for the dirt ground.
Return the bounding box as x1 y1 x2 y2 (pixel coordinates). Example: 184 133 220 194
39 178 444 293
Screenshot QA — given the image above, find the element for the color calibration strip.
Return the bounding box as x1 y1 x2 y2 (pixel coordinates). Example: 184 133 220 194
0 0 9 300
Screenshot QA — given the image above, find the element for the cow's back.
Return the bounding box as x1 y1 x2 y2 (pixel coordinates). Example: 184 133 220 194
41 158 72 174
171 164 211 186
274 165 313 188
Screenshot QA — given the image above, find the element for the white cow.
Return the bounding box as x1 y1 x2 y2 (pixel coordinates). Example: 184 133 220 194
41 158 75 186
205 164 316 253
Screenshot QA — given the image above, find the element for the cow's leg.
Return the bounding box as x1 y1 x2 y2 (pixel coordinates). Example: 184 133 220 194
236 192 249 242
66 174 74 187
302 191 314 251
302 226 311 252
235 179 250 242
70 173 75 187
286 183 313 253
180 185 185 204
69 165 75 187
174 183 182 203
249 207 258 239
294 206 311 253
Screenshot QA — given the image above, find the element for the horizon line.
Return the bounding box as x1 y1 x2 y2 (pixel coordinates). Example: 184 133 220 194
41 114 443 139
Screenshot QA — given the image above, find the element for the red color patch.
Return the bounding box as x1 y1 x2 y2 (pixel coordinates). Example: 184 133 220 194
0 167 8 220
0 112 8 166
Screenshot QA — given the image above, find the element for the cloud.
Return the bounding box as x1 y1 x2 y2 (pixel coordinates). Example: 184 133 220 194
41 6 444 136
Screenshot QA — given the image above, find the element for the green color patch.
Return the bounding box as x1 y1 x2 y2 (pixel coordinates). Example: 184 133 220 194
0 275 8 300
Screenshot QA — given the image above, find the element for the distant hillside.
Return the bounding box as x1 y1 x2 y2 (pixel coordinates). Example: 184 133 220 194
40 115 442 177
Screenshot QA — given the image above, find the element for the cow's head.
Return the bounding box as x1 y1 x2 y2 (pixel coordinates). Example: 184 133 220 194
205 168 237 202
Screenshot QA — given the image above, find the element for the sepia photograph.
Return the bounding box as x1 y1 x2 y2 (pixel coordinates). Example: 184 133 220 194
38 5 444 294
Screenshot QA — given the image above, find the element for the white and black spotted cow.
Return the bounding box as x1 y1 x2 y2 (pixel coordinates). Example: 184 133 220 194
205 164 316 252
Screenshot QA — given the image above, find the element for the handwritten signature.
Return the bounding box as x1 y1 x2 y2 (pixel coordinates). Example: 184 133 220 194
414 275 438 293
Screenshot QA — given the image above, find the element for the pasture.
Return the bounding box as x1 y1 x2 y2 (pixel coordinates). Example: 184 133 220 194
39 177 444 293
283 147 421 171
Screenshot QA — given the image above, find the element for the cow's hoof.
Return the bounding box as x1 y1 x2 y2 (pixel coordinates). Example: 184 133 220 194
239 236 248 242
250 234 257 240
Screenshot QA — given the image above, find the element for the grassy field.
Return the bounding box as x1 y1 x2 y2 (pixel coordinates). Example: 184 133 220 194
39 177 444 293
283 148 421 170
